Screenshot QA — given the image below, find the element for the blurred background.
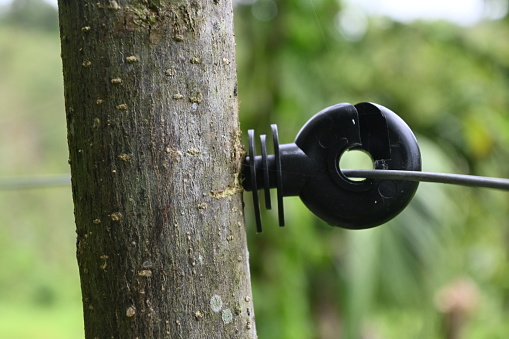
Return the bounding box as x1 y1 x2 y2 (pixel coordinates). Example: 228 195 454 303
1 0 509 337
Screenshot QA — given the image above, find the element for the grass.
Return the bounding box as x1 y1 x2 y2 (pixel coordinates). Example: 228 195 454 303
0 301 84 339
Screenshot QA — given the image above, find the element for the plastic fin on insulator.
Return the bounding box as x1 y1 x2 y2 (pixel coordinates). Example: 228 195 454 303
260 134 272 210
271 124 285 227
248 129 262 232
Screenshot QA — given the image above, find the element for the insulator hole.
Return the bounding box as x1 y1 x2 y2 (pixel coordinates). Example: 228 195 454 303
339 150 374 181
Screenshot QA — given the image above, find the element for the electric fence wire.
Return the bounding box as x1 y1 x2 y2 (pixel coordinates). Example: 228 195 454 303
0 174 71 190
1 170 509 191
343 169 509 191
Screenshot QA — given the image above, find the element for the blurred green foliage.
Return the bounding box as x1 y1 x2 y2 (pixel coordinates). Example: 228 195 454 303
236 0 509 338
0 1 82 338
1 0 509 337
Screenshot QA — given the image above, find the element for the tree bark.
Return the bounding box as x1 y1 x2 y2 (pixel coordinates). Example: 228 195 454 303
57 1 256 338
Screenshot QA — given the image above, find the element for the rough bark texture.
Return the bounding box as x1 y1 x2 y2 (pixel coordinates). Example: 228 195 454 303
58 1 256 338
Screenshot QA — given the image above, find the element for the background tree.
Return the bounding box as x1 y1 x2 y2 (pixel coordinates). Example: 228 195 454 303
57 0 256 338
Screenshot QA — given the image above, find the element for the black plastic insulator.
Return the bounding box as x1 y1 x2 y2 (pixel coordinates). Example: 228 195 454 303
243 102 422 232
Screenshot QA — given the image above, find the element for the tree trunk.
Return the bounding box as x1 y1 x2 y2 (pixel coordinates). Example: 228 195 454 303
57 1 256 338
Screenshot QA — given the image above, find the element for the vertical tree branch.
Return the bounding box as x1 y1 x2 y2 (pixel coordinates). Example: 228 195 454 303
58 1 256 337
